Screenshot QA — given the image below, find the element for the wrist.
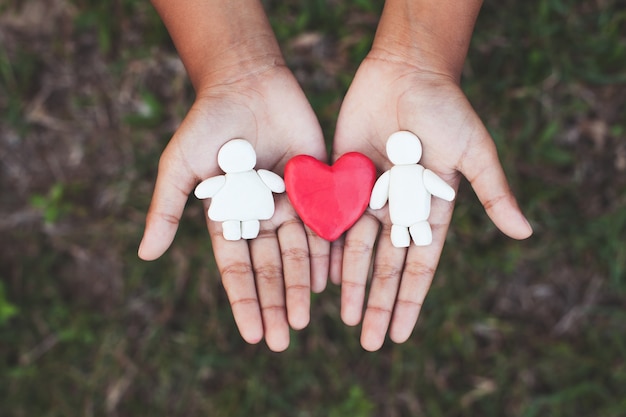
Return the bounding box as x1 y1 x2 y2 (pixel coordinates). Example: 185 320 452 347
192 33 285 91
152 0 285 91
370 0 482 81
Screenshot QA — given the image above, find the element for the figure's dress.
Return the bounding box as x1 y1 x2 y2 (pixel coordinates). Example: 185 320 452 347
208 171 275 221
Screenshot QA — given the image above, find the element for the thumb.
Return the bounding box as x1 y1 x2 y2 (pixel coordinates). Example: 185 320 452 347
138 144 197 260
459 133 533 240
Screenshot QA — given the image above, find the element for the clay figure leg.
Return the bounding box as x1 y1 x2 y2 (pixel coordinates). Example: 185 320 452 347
391 224 411 248
242 220 260 239
409 221 432 246
222 220 242 241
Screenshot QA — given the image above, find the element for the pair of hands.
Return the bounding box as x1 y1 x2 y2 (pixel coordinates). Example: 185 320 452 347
137 50 532 352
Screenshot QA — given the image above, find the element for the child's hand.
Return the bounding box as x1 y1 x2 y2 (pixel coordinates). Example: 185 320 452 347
138 66 329 352
331 54 532 351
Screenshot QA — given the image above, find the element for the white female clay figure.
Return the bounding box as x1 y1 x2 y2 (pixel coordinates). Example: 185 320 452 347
194 139 285 241
369 131 456 247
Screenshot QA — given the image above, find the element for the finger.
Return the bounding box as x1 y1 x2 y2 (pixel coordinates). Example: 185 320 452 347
305 225 330 294
138 144 196 261
208 220 264 345
277 220 312 330
459 135 532 240
388 197 455 343
360 225 406 351
329 236 345 286
249 228 290 352
340 212 379 326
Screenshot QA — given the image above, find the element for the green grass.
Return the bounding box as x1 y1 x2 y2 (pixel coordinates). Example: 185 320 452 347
1 0 626 416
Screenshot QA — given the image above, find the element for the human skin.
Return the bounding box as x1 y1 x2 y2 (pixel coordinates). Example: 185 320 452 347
331 0 533 351
138 0 329 352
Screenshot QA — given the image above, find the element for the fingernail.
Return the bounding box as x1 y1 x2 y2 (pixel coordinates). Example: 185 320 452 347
137 239 145 258
522 216 533 237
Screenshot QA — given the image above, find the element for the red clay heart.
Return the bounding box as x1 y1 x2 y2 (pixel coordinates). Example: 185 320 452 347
284 152 376 241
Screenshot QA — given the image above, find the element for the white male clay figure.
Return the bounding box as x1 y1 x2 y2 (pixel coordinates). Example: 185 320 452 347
194 139 285 241
369 131 456 247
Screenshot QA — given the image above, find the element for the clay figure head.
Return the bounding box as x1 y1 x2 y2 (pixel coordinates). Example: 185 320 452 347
386 131 422 165
218 139 257 173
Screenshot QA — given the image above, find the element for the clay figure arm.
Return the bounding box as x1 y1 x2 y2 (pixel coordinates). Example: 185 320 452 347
257 169 286 194
369 170 391 210
194 175 226 199
423 169 455 202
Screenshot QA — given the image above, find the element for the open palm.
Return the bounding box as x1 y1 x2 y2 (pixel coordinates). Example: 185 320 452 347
138 66 329 351
332 55 532 351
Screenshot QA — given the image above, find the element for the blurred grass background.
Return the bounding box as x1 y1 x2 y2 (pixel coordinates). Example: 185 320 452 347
1 0 625 416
